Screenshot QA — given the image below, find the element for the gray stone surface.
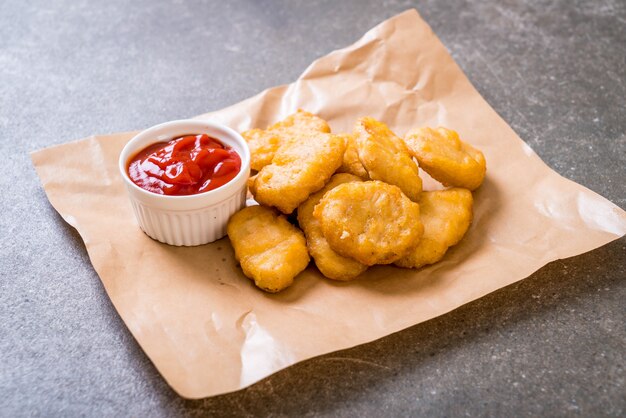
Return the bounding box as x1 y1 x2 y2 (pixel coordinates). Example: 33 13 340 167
1 0 625 416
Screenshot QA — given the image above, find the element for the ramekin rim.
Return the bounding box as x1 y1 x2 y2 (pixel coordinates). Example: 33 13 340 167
118 119 250 202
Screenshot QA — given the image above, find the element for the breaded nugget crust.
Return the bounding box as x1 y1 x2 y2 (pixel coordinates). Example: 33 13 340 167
227 205 310 293
336 134 369 179
313 181 423 266
395 188 473 269
354 117 422 201
250 132 346 214
297 174 367 281
404 127 486 190
241 129 281 172
242 110 331 171
271 109 331 133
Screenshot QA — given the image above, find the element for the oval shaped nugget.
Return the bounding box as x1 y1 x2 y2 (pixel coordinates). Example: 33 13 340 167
404 127 486 190
250 132 346 214
354 117 422 201
242 110 331 171
227 205 310 293
313 181 423 266
395 188 473 269
297 173 368 281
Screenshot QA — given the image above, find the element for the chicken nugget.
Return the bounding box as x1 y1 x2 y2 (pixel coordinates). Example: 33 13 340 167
395 188 473 269
313 181 423 266
227 205 310 293
297 174 368 281
336 134 369 180
250 132 346 214
404 127 486 190
240 128 281 172
354 117 422 201
242 110 331 171
271 109 331 133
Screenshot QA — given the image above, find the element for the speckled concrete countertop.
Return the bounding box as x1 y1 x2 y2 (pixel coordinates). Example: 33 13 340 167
1 0 624 416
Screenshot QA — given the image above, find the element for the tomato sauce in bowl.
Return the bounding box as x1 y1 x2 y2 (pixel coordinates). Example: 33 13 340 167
127 134 241 196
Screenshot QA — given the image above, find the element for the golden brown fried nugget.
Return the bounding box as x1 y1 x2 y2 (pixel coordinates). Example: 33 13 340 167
395 188 473 269
354 117 422 201
297 174 368 281
313 181 423 266
250 132 346 214
241 110 331 171
404 127 486 190
227 205 310 293
240 129 281 172
336 134 369 179
271 109 331 132
246 173 257 191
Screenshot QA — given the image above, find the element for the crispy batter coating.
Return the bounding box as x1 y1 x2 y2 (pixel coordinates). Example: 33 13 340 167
395 188 473 269
227 205 310 293
240 129 280 172
297 174 368 281
404 127 486 190
354 117 422 201
313 181 423 266
246 173 257 191
336 133 369 179
241 110 331 171
271 109 330 132
250 132 346 214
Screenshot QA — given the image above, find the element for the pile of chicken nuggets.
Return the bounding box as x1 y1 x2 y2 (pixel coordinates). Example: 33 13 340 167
226 110 486 293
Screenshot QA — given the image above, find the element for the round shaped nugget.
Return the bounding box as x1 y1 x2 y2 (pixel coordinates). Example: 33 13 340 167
313 181 423 266
354 117 422 201
297 173 368 281
394 188 473 269
404 127 486 191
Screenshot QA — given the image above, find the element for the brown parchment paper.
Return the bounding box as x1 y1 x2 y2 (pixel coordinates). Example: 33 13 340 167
31 9 626 399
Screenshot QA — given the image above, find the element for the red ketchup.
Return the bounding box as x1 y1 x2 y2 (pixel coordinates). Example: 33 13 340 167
127 134 241 196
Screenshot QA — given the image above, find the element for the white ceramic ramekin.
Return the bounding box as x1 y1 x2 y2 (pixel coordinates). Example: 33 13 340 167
118 120 250 246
